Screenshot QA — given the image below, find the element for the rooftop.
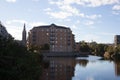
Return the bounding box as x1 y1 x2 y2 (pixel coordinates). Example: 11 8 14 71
33 23 70 30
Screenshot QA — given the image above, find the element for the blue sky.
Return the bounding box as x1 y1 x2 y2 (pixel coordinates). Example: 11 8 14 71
0 0 120 43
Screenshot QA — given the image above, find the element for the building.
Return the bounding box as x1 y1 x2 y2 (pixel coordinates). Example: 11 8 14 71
114 35 120 46
27 24 75 52
22 24 27 46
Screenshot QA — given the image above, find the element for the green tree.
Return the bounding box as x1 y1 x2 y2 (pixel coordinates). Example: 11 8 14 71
79 41 90 52
95 44 108 56
0 35 42 80
106 45 114 55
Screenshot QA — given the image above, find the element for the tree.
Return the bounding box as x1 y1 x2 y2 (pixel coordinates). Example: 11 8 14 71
79 41 90 52
0 35 42 80
95 44 108 56
106 45 114 55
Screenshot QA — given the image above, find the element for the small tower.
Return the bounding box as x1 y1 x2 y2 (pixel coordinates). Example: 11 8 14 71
22 23 26 46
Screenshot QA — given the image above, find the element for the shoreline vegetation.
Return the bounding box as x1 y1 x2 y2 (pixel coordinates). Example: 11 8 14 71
0 35 50 80
77 41 120 60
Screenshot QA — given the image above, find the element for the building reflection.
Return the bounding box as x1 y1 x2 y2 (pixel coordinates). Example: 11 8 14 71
114 61 120 76
40 57 75 80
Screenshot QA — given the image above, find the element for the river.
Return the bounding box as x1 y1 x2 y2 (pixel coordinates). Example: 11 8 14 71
40 55 120 80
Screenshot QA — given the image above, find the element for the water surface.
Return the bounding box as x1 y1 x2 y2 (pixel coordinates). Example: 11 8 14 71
41 55 120 80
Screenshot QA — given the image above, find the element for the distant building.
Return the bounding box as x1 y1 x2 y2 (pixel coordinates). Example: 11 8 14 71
22 24 27 46
27 24 75 52
0 22 10 38
114 35 120 46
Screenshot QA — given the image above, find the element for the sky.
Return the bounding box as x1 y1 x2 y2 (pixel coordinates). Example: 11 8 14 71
0 0 120 43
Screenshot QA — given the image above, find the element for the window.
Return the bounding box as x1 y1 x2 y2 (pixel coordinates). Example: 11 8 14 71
46 33 49 36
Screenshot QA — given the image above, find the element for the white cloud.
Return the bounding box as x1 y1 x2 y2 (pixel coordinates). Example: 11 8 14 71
49 0 119 7
6 0 16 3
84 0 119 7
85 21 94 26
59 5 80 15
29 22 48 27
112 5 120 10
5 20 49 40
47 0 102 20
6 19 28 24
86 14 102 19
76 20 80 23
5 24 22 40
112 5 120 15
46 11 72 19
71 25 77 29
44 8 52 12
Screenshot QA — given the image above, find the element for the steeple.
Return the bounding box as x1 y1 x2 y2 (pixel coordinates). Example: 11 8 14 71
22 23 26 46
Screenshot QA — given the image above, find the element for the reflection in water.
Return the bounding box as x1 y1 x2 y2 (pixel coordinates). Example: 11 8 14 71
40 56 120 80
73 56 120 80
76 59 89 67
40 57 75 80
115 61 120 76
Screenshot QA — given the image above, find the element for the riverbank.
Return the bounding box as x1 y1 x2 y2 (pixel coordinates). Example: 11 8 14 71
41 52 90 57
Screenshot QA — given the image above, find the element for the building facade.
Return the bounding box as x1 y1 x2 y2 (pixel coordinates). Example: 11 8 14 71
27 24 75 52
114 35 120 46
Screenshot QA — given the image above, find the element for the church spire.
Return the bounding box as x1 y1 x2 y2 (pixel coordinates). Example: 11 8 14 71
22 23 26 46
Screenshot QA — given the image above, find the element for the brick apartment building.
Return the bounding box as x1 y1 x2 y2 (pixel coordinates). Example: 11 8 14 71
27 24 75 52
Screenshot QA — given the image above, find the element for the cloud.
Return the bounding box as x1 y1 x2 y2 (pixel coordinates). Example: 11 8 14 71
5 24 22 40
49 0 119 7
6 19 28 24
86 14 102 20
5 19 48 27
59 5 80 16
46 11 72 19
112 5 120 10
85 21 94 26
83 0 119 7
44 8 52 12
71 25 78 29
6 0 16 3
46 0 102 20
112 5 120 15
5 19 49 40
29 22 48 27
